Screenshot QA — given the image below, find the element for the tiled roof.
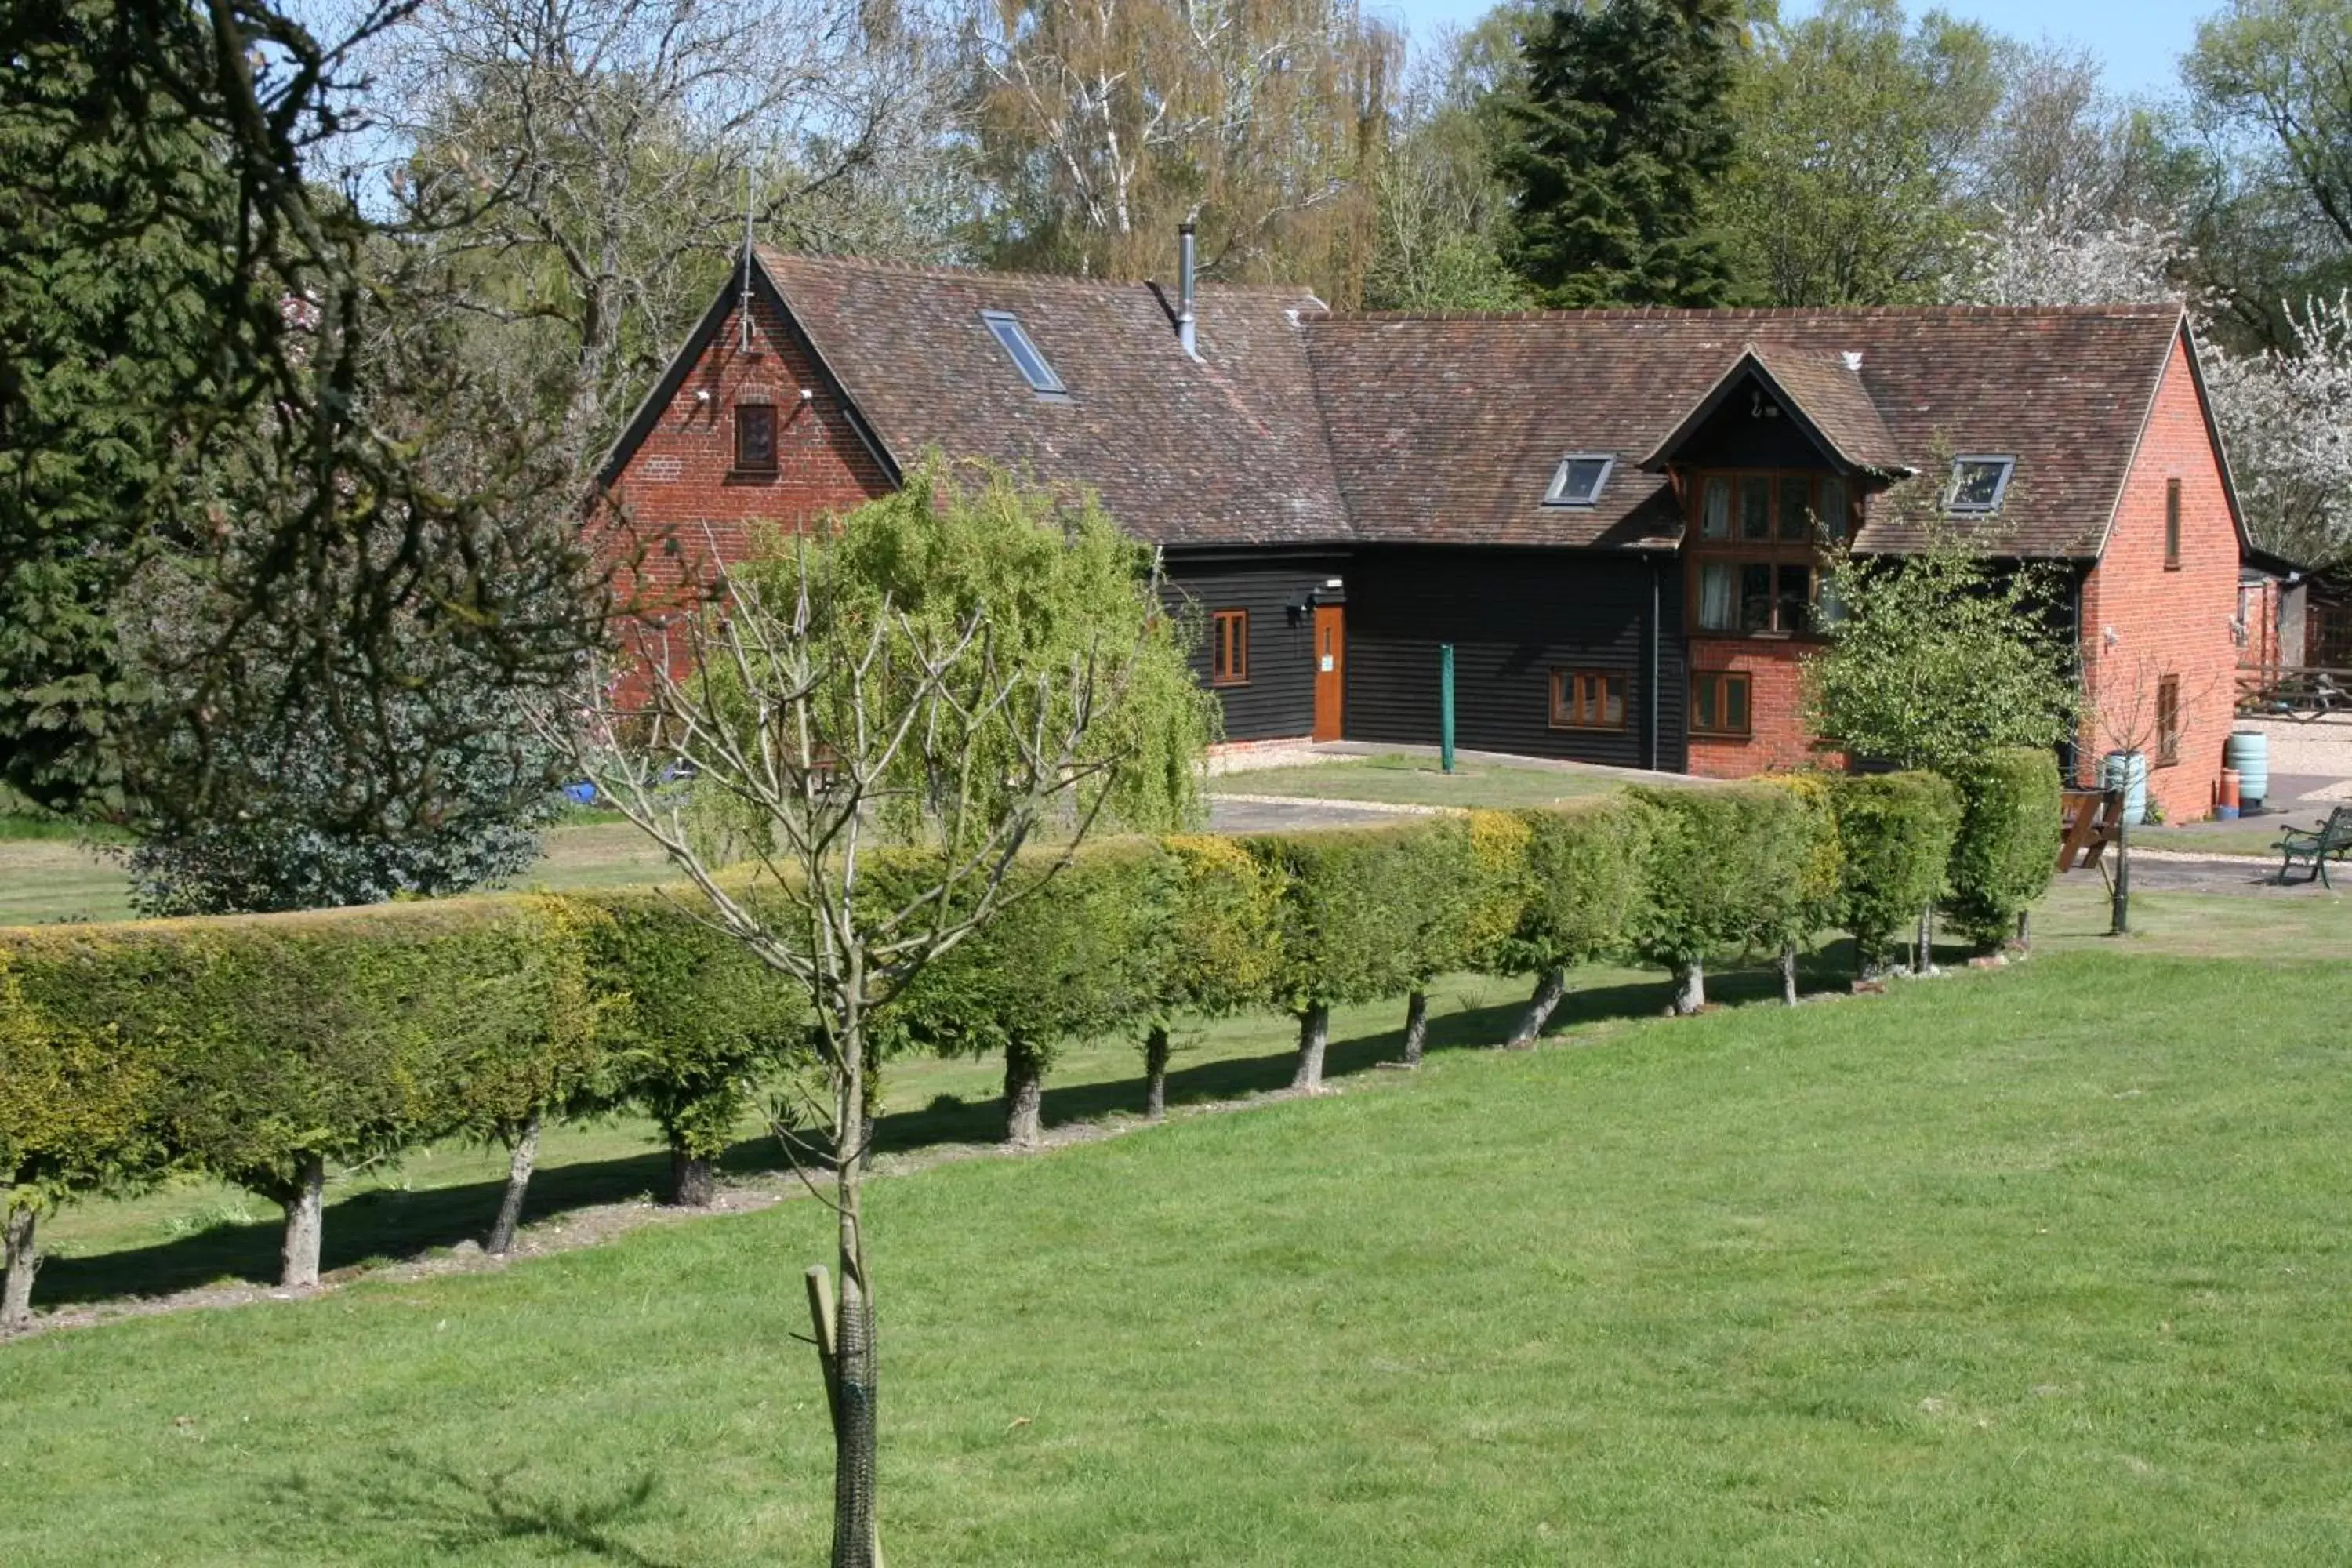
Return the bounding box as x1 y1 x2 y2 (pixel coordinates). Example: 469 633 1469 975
704 256 2194 561
753 248 1352 548
1639 343 1907 475
1304 305 2188 558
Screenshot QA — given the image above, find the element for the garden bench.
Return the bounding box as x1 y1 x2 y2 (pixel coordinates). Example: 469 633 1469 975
2274 805 2352 887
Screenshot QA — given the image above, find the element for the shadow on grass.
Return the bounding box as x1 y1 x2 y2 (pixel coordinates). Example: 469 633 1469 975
261 1454 684 1566
39 944 1889 1308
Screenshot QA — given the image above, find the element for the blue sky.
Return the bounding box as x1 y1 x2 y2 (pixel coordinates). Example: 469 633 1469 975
1385 0 2215 99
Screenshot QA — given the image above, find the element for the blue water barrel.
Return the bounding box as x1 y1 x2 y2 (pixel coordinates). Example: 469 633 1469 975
2224 730 2270 808
2102 750 2150 826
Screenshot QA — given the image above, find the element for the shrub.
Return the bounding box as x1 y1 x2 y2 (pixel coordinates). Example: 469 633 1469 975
1382 811 1533 1064
1139 836 1285 1114
0 898 604 1286
1247 821 1439 1090
1832 771 1962 975
892 840 1173 1144
1630 784 1817 1013
570 886 807 1205
1493 795 1651 1043
0 956 162 1330
1945 749 2063 952
1755 773 1846 1002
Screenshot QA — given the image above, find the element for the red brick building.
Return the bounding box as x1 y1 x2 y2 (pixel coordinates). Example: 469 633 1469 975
602 245 2251 818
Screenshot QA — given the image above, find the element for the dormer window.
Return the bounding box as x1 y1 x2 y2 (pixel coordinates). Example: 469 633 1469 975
1946 456 2014 513
1542 453 1613 507
981 310 1066 397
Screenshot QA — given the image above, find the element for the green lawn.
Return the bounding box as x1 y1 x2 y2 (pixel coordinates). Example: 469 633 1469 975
1212 752 1660 810
0 822 677 927
8 920 2351 1563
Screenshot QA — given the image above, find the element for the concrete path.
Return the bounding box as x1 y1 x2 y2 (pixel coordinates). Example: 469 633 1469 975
1205 795 1419 833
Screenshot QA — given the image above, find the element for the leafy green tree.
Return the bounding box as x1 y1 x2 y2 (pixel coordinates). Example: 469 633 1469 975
1366 9 1541 312
1495 0 1750 307
0 1 606 832
1805 477 2081 775
2187 0 2352 310
1720 0 2000 306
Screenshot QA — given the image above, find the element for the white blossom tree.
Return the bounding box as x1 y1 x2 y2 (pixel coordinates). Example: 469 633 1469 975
1951 198 2352 566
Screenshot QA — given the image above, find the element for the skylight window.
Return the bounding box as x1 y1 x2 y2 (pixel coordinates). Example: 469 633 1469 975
980 310 1066 396
1946 456 2015 513
1542 453 1614 508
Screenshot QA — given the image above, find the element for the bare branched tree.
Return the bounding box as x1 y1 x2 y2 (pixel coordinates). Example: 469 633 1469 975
363 0 964 456
546 467 1207 1566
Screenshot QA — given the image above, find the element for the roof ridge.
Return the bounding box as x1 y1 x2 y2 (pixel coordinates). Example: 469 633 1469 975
752 244 1319 299
1317 302 2185 324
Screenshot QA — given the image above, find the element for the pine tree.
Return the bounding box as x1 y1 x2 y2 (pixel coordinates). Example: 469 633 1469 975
1496 0 1749 308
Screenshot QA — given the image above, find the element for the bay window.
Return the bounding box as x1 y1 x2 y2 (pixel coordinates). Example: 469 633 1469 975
1687 470 1851 636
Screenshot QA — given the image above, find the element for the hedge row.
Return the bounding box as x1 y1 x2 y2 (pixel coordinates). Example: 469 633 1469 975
0 754 2057 1327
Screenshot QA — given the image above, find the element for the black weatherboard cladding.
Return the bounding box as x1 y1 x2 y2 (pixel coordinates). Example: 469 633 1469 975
1163 554 1348 741
1670 374 1845 470
1344 547 1686 771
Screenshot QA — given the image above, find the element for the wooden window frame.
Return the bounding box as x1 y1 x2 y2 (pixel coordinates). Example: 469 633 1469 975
1685 469 1849 638
1690 670 1753 739
1210 609 1249 687
2164 478 2183 571
1549 668 1627 731
734 401 779 474
2155 673 2181 767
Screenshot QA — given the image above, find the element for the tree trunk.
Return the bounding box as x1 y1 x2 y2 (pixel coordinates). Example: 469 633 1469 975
2111 831 2132 936
2016 907 2031 956
487 1111 541 1256
1143 1025 1170 1121
1510 968 1565 1047
2 1204 38 1334
1915 904 1936 973
829 993 880 1568
1292 1004 1329 1092
279 1152 327 1289
1401 989 1429 1067
1671 958 1706 1016
1780 943 1799 1006
1004 1041 1045 1147
669 1139 716 1208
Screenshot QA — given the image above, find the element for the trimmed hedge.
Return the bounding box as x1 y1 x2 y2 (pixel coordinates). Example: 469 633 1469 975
1247 820 1443 1090
1833 771 1963 975
0 768 2054 1326
1945 749 2063 952
569 887 806 1203
893 840 1172 1144
1493 795 1651 1043
1630 784 1819 1013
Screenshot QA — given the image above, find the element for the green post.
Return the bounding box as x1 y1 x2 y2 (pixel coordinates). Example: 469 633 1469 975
1439 643 1456 775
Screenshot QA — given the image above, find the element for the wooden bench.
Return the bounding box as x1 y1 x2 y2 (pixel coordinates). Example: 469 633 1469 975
2274 805 2352 887
2057 788 2125 873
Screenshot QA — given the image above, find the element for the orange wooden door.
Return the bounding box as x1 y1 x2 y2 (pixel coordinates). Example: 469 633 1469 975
1312 604 1345 741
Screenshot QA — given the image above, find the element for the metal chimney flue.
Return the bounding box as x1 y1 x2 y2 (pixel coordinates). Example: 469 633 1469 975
1178 220 1199 359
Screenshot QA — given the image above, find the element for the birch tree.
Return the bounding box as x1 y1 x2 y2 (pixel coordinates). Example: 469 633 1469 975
964 0 1396 298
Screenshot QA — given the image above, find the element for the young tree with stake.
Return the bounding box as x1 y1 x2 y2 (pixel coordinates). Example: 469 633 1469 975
550 463 1209 1568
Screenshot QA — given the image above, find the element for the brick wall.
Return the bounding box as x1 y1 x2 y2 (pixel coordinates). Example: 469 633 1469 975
601 288 894 606
1684 638 1821 777
2078 334 2241 822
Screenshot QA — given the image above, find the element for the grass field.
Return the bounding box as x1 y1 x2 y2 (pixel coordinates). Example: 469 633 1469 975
0 821 677 926
7 885 2351 1563
1211 752 1653 810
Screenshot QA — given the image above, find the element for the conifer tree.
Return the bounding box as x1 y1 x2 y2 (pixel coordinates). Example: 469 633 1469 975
1496 0 1749 307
